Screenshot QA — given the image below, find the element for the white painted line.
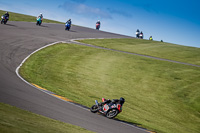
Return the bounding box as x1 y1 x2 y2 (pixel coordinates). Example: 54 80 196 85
16 41 65 87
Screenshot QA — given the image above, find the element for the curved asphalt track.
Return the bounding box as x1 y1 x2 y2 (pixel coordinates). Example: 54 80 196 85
0 21 149 133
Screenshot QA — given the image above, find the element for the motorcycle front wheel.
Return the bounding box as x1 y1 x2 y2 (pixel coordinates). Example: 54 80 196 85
106 109 119 119
90 105 98 113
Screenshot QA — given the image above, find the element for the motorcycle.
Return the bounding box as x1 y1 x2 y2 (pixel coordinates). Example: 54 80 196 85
1 15 8 24
135 32 139 38
139 34 143 39
36 17 42 26
65 23 71 31
90 98 123 119
96 23 100 30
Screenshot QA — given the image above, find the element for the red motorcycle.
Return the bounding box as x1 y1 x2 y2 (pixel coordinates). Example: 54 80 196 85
90 98 124 119
96 23 100 30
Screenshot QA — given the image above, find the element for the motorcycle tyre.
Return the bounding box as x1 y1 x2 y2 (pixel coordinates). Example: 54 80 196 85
90 105 98 113
106 109 119 119
65 27 70 31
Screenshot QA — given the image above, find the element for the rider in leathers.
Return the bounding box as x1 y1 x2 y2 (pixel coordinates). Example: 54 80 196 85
3 12 9 22
100 97 125 106
66 19 72 27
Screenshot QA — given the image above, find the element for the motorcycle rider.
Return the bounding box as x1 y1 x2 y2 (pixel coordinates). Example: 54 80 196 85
37 13 43 23
96 20 100 29
135 29 140 38
149 36 153 40
1 12 9 24
139 31 143 39
99 97 125 106
3 12 9 22
96 20 100 25
4 12 9 18
66 19 72 27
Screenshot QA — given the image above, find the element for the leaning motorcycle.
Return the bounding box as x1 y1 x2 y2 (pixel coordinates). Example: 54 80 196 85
90 98 123 119
1 15 8 24
65 23 71 31
36 17 42 26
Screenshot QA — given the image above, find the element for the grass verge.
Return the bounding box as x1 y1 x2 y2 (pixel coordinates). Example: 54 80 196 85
78 38 200 65
20 43 200 133
0 102 93 133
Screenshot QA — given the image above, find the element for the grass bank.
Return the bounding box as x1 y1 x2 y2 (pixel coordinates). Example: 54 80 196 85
0 102 93 133
20 43 200 133
78 38 200 65
0 10 64 24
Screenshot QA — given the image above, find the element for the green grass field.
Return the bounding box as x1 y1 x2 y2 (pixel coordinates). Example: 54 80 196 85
0 102 93 133
20 42 200 133
78 38 200 65
0 10 64 24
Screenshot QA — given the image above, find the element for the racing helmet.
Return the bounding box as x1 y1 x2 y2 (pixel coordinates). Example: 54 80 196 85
40 13 42 15
69 19 71 21
119 97 125 105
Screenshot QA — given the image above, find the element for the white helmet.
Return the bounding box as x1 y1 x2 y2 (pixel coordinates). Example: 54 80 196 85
40 13 42 15
98 20 100 22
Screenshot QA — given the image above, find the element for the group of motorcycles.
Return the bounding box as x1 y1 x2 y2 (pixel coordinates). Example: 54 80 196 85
1 15 100 32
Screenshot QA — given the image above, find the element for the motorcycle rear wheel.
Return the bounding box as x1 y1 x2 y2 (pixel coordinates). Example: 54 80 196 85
106 109 119 119
90 105 98 113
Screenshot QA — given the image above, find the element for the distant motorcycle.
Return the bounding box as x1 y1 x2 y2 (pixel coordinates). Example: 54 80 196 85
1 15 9 24
96 23 100 30
90 98 123 119
139 33 143 39
65 23 71 31
36 17 42 26
135 31 139 38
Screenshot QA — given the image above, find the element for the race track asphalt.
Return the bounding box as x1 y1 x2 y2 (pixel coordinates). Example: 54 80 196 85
0 21 148 133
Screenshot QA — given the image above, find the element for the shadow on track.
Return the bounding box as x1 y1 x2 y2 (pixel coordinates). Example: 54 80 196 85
64 30 76 32
69 30 76 32
40 25 49 28
3 24 17 27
